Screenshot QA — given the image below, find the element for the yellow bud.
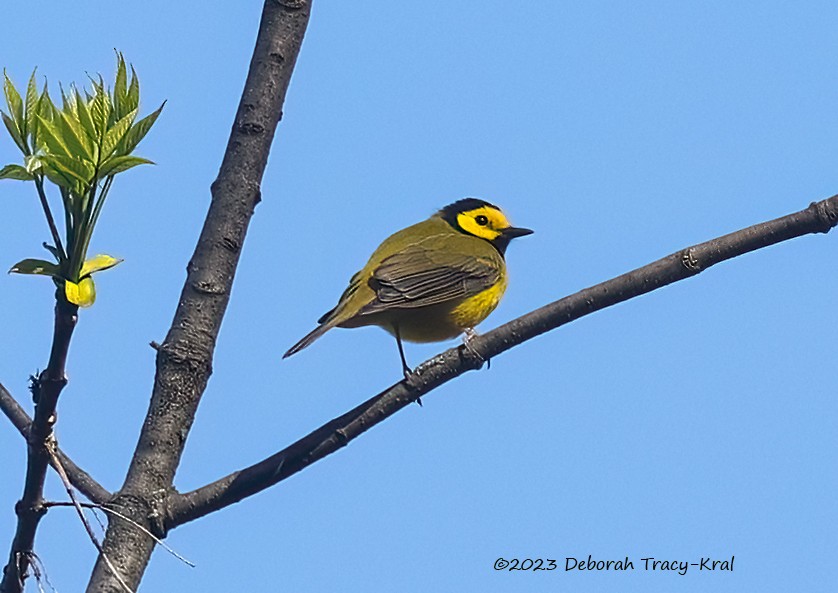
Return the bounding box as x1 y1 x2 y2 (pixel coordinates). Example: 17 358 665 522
65 277 96 307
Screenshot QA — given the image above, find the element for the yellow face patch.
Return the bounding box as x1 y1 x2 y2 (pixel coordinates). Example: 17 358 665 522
455 206 512 241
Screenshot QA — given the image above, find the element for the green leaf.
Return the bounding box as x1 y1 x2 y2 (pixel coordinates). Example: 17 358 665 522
98 154 153 177
101 108 136 160
24 70 38 140
55 108 95 161
89 78 111 137
126 66 140 114
62 94 81 134
0 164 33 181
119 102 164 155
3 71 23 129
36 115 73 157
73 88 97 145
2 111 27 153
41 154 94 186
114 52 128 119
40 156 82 193
38 86 57 123
9 258 60 276
59 82 73 116
29 80 50 149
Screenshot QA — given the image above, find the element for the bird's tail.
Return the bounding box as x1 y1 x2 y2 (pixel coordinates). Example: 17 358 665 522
282 321 335 359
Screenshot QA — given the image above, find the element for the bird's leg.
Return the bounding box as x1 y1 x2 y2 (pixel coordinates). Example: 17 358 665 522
462 327 490 369
393 324 412 377
393 325 422 406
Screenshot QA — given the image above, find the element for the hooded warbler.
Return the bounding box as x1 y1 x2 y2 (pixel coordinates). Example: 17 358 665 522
283 198 532 375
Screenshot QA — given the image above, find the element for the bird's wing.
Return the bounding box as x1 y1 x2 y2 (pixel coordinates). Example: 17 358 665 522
317 270 363 324
361 235 501 313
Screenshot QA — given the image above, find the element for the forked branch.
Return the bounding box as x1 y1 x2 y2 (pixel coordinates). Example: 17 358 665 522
0 384 110 505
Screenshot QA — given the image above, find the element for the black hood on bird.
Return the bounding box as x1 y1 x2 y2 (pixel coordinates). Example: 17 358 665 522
438 198 499 218
437 198 532 257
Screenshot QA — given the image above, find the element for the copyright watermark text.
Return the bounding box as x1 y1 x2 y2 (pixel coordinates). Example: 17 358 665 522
493 555 734 576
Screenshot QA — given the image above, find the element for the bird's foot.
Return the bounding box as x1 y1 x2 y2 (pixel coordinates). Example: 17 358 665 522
400 362 423 405
462 328 490 369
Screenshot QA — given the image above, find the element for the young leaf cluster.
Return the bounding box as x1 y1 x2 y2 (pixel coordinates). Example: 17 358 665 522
0 53 163 307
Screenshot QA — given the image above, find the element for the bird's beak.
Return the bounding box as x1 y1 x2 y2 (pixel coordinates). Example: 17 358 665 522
503 226 534 239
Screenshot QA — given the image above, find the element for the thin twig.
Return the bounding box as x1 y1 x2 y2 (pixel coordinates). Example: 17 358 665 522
33 176 66 261
46 445 134 593
43 502 195 568
23 553 54 593
87 505 108 534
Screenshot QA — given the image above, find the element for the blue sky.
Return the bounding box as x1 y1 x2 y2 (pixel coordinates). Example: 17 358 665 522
1 1 836 591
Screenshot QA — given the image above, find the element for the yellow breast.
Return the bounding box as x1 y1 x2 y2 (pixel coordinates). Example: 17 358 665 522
449 272 508 329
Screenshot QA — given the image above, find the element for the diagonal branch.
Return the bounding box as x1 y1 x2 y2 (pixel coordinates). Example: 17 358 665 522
86 2 314 591
0 383 111 505
1 295 79 593
166 195 838 528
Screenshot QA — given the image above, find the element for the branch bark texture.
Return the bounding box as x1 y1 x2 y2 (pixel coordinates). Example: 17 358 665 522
165 195 838 527
86 2 313 591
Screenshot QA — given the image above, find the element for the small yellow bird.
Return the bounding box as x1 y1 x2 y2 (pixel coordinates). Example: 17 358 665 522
283 198 532 375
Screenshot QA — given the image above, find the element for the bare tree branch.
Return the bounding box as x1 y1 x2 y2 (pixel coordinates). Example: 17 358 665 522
1 296 79 593
0 384 111 505
166 195 838 527
86 2 314 591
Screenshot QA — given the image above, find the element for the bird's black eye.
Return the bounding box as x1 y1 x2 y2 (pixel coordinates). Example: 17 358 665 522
475 215 489 226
